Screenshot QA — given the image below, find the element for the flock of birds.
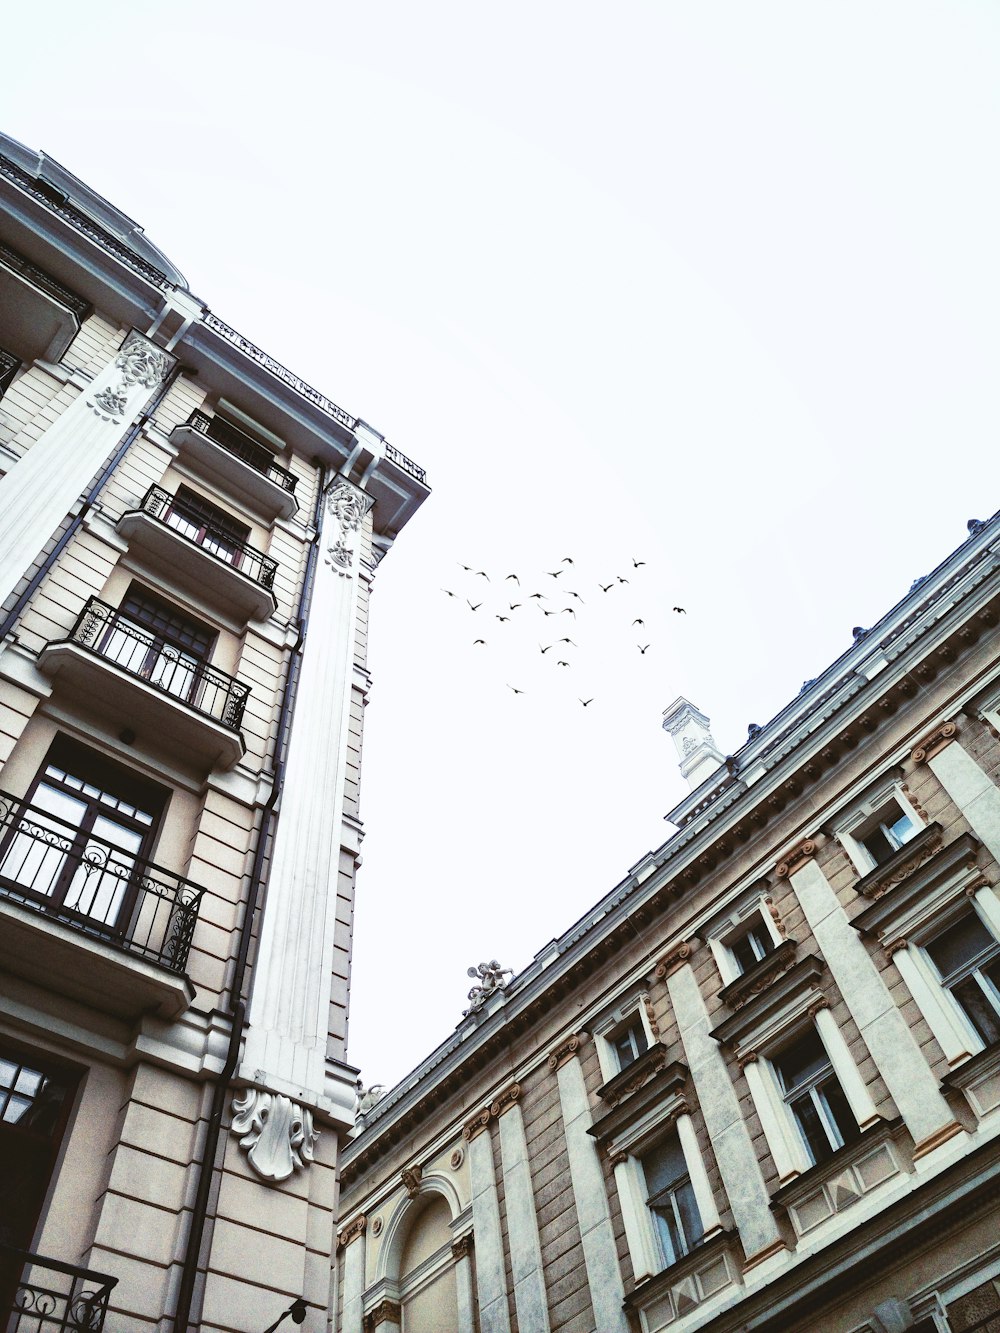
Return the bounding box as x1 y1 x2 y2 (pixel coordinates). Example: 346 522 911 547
440 556 686 705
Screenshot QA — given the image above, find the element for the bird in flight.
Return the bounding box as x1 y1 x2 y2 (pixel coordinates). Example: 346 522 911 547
505 574 520 583
561 607 576 617
542 608 557 616
557 660 571 667
459 563 473 572
474 570 490 580
632 618 644 626
473 639 486 646
496 614 510 622
561 556 574 564
507 684 525 694
509 602 523 611
467 600 482 611
617 576 629 585
673 606 686 614
599 583 614 593
539 644 553 654
546 569 564 578
567 590 585 602
637 644 650 654
632 557 646 568
529 592 546 600
442 589 457 597
579 697 594 707
557 637 576 646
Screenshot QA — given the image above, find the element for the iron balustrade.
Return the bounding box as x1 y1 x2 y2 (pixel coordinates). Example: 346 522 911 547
384 441 427 484
0 240 91 318
0 1247 116 1332
135 485 279 589
0 347 20 400
0 786 205 973
63 596 250 731
185 410 298 495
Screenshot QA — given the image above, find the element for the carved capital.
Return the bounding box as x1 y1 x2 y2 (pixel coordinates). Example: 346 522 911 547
654 940 695 980
324 480 372 578
738 1050 759 1069
87 331 174 423
608 1148 629 1168
451 1235 474 1261
462 1108 491 1142
401 1164 422 1198
885 938 910 957
364 1300 402 1330
775 840 817 879
547 1034 582 1071
807 997 830 1018
230 1088 317 1183
490 1082 521 1119
911 721 958 765
337 1215 367 1250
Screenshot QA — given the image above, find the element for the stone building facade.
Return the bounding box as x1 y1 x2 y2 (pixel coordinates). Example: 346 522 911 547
337 516 1000 1333
0 133 427 1331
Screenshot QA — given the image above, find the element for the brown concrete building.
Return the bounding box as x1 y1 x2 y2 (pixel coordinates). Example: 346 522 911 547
0 133 428 1331
337 516 1000 1333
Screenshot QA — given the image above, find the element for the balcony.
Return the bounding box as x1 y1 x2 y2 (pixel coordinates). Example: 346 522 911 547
0 240 90 365
0 1248 116 1332
171 410 299 520
116 486 278 623
38 598 248 772
0 784 202 1018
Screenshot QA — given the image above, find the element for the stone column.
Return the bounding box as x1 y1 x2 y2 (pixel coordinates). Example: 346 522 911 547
0 331 175 607
494 1085 550 1333
240 480 373 1129
338 1217 367 1333
550 1038 629 1333
915 722 1000 867
464 1111 511 1333
778 843 962 1157
452 1237 476 1333
658 947 784 1266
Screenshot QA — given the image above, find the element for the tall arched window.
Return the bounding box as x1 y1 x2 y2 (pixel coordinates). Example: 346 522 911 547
398 1194 460 1332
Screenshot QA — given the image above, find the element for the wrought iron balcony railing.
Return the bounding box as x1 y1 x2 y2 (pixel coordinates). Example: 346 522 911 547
0 346 20 400
185 410 298 494
65 597 250 732
0 786 205 973
384 442 427 484
1 1246 116 1332
135 486 278 589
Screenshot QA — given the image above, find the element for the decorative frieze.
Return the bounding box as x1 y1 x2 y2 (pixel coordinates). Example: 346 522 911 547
775 839 817 879
911 720 959 765
230 1089 317 1183
337 1214 367 1251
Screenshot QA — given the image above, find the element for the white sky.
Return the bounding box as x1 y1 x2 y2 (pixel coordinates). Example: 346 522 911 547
4 2 1000 1088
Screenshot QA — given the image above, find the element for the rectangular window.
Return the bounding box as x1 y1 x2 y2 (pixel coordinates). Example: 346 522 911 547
0 737 165 930
640 1134 703 1268
164 486 250 568
926 913 1000 1047
98 585 215 706
729 919 776 975
856 803 918 866
774 1029 860 1166
611 1017 649 1071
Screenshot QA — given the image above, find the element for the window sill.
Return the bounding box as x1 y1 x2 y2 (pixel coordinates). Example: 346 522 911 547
942 1039 1000 1120
718 938 799 1010
769 1116 906 1239
852 822 945 900
623 1231 739 1333
588 1058 689 1149
598 1042 672 1108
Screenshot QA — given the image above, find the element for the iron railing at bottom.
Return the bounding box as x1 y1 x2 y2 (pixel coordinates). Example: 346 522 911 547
0 1247 116 1332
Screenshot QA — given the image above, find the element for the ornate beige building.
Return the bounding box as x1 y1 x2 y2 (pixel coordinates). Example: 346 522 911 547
336 517 1000 1333
0 133 428 1330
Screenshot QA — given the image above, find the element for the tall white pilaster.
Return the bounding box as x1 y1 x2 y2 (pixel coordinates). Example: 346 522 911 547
496 1099 550 1333
466 1121 512 1333
240 480 373 1127
0 331 174 607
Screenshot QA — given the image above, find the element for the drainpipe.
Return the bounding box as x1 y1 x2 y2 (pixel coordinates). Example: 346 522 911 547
172 462 327 1332
0 363 184 641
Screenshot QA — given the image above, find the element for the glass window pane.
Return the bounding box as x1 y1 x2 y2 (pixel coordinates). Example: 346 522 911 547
818 1076 860 1148
791 1091 833 1164
673 1177 703 1250
927 915 996 980
886 811 916 846
642 1137 688 1194
774 1030 829 1094
952 976 1000 1045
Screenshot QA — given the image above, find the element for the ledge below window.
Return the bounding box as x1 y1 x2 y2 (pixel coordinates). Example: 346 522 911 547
624 1231 741 1333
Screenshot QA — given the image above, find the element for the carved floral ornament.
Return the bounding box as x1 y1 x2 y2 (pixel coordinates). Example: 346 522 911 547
364 1299 401 1330
230 1088 317 1184
88 332 173 423
451 1235 473 1261
324 481 372 577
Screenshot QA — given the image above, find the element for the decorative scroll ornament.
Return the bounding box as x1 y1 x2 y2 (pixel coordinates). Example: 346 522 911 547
324 481 370 577
231 1089 317 1183
547 1034 582 1071
462 960 514 1016
88 332 172 423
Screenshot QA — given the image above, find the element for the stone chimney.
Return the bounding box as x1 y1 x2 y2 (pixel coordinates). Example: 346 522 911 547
662 697 725 790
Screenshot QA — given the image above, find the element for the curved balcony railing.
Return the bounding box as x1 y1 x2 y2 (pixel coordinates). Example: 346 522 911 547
0 1246 117 1332
186 410 298 495
135 486 278 590
0 787 205 974
65 597 250 732
0 346 20 400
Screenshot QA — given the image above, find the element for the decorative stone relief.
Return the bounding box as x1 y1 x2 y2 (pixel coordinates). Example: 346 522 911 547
911 721 959 765
775 839 818 879
337 1215 367 1250
462 959 513 1016
231 1088 317 1183
324 480 370 577
451 1235 473 1260
88 332 172 423
490 1082 521 1119
401 1164 422 1198
547 1034 582 1071
654 940 694 980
